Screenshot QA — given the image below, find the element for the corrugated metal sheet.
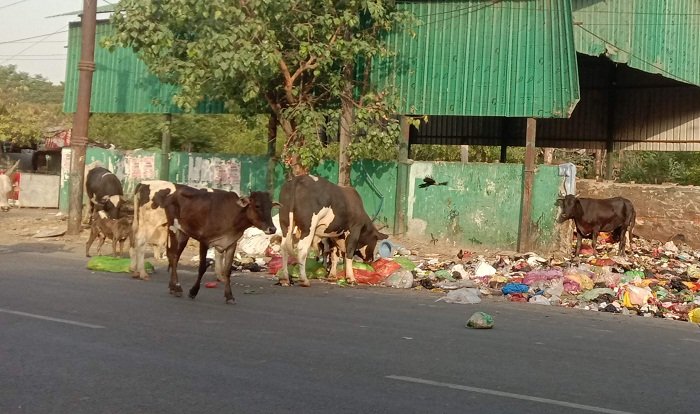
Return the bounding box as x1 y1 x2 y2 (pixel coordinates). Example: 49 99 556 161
377 0 580 118
572 0 700 87
63 21 224 114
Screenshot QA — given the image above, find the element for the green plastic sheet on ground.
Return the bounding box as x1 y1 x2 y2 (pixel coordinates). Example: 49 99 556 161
392 256 416 270
87 256 154 274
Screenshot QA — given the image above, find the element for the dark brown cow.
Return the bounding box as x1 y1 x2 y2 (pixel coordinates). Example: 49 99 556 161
157 185 278 304
279 175 387 287
558 194 636 256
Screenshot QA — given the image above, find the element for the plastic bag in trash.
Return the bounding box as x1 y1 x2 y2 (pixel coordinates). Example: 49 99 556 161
466 311 494 329
436 288 481 304
384 270 414 289
475 261 497 277
501 283 529 295
529 295 551 305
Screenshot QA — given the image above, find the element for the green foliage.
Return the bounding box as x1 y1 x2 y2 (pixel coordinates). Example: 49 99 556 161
618 152 685 184
107 0 416 170
0 65 69 146
88 113 272 154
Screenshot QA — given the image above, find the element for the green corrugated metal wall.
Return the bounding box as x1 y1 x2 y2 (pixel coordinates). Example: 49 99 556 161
378 0 581 117
572 0 700 87
63 21 224 114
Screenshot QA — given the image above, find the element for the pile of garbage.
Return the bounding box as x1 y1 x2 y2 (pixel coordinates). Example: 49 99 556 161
258 233 700 323
407 235 700 323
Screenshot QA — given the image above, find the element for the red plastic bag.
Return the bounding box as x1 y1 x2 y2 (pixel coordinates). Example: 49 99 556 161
353 269 385 285
371 258 402 278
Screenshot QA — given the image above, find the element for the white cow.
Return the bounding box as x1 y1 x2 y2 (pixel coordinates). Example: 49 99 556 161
0 160 20 212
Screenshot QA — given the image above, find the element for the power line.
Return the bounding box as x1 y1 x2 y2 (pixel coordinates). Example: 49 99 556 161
0 30 68 45
575 24 697 86
0 25 68 65
0 0 30 11
422 1 502 26
415 1 501 18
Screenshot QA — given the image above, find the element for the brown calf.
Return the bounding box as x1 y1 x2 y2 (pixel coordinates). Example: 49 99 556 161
86 214 133 257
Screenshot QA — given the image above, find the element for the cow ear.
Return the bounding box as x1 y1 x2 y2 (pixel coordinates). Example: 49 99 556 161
237 197 250 207
272 201 282 208
375 230 389 240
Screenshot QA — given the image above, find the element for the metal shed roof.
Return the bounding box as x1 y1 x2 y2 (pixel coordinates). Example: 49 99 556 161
377 0 581 118
572 0 700 87
63 20 224 114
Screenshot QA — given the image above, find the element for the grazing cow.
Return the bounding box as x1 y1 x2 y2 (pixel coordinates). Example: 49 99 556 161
0 160 19 212
278 175 388 287
158 185 278 304
558 194 636 256
86 213 133 257
85 166 125 221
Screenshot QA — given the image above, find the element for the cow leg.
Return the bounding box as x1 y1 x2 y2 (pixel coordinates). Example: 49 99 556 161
590 228 600 256
131 226 149 279
328 246 341 281
111 237 118 257
188 243 210 299
574 232 583 256
343 227 363 285
220 248 237 304
214 250 225 282
96 235 106 256
166 232 189 297
85 228 97 257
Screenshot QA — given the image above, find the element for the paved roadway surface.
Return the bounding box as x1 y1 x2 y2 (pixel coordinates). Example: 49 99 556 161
1 243 699 414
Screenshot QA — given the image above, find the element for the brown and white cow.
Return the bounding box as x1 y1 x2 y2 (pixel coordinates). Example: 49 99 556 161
157 185 278 304
278 175 387 287
129 180 177 280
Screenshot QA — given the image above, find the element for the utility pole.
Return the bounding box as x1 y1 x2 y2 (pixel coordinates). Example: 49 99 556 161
67 0 97 235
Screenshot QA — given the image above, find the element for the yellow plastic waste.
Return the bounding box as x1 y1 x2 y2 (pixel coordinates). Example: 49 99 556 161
688 308 700 324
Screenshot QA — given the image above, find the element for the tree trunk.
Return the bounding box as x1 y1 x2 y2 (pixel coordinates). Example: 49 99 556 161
459 145 469 163
338 56 354 187
594 149 605 181
267 112 277 192
543 148 555 164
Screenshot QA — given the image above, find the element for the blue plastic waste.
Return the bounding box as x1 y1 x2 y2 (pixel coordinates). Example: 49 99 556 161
378 240 395 258
501 283 530 295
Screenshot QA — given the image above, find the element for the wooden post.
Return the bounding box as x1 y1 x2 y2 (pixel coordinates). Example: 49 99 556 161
160 113 172 180
518 118 537 252
394 116 411 235
67 0 97 235
605 64 617 180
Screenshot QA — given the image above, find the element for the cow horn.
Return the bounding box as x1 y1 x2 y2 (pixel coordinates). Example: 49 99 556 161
237 197 250 207
272 201 282 208
4 159 20 176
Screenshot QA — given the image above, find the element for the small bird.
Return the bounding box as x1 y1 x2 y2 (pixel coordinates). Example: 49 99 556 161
419 176 448 189
457 249 464 260
430 233 438 245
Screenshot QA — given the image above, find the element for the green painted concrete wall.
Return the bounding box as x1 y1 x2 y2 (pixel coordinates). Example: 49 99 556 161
60 148 561 251
406 162 560 250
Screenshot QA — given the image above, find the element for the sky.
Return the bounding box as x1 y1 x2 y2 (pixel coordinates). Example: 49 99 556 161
0 0 113 85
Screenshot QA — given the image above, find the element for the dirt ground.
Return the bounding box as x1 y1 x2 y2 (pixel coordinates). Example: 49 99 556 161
0 207 465 263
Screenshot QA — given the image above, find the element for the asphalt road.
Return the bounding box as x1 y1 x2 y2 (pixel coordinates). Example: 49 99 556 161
1 244 699 414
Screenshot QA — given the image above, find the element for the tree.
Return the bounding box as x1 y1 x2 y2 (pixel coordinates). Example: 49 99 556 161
106 0 414 181
0 65 68 147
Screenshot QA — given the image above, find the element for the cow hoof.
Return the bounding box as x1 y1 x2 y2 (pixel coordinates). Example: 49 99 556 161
299 280 311 287
277 280 290 287
225 298 236 305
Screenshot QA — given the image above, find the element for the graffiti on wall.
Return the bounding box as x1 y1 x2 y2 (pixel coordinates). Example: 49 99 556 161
187 156 241 194
123 154 157 180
